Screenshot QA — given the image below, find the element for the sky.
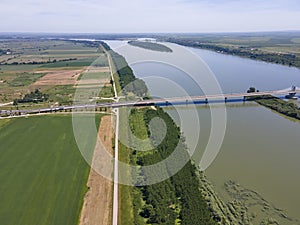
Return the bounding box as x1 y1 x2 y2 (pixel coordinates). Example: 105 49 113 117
0 0 300 33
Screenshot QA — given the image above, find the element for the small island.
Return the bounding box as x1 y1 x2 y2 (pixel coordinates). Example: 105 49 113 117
128 40 173 52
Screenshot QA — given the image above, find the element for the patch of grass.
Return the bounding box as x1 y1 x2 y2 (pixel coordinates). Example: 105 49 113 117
44 50 98 55
0 64 41 72
45 85 76 105
119 145 135 225
99 85 114 98
79 72 110 80
41 57 98 68
118 108 135 225
261 46 300 54
129 108 153 154
129 108 148 139
0 119 11 129
8 72 45 87
92 55 109 67
0 114 101 225
113 72 121 94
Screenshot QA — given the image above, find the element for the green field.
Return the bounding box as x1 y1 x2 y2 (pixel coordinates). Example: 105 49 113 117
46 85 77 105
79 72 110 81
119 108 135 225
8 72 46 87
0 115 100 225
40 57 98 68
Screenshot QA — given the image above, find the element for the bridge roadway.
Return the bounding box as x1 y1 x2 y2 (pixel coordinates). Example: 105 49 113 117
1 89 300 115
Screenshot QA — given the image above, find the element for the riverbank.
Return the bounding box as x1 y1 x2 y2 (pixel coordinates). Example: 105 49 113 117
105 43 217 224
247 95 300 120
106 39 300 224
164 38 300 70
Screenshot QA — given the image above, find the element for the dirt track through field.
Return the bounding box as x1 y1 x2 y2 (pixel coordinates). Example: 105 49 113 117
79 116 114 225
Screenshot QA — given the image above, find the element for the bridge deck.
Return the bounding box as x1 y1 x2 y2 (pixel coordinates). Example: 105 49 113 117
1 89 300 115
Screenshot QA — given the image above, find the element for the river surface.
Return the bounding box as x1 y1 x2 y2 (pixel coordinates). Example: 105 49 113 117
106 40 300 223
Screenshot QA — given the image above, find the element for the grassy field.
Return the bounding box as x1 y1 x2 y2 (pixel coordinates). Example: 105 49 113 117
8 72 46 87
118 108 135 225
40 57 98 68
0 115 101 225
0 40 101 66
79 72 110 81
46 84 77 105
99 85 114 98
129 108 152 153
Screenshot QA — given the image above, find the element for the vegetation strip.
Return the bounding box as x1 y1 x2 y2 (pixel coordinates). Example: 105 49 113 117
252 96 300 120
128 41 173 52
245 87 300 120
165 36 300 69
129 108 216 225
107 45 216 224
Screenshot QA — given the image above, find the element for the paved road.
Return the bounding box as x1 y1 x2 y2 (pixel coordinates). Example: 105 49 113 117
1 89 300 116
107 51 120 225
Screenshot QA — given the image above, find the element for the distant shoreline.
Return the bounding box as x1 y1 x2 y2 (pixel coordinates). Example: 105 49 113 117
164 37 300 70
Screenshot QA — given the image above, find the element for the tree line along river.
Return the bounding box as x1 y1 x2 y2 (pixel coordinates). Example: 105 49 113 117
106 40 300 224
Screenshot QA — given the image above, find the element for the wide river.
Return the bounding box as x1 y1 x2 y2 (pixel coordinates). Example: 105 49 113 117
106 41 300 224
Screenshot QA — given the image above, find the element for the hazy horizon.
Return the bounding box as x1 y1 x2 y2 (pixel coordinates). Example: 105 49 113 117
0 0 300 33
1 30 300 35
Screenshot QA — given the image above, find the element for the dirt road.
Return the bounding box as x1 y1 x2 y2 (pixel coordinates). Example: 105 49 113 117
79 116 114 225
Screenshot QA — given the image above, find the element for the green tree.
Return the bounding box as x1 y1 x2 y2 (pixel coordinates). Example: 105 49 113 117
247 87 256 93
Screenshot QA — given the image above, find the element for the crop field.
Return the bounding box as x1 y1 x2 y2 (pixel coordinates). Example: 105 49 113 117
0 40 100 65
79 71 110 81
261 45 300 54
40 57 98 68
0 115 101 225
0 39 110 107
